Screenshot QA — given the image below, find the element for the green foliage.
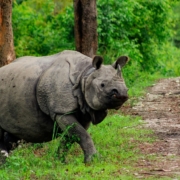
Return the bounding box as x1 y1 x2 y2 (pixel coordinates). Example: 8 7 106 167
12 0 180 80
97 0 176 68
0 114 155 179
12 0 74 57
15 0 27 5
173 1 180 48
12 0 180 97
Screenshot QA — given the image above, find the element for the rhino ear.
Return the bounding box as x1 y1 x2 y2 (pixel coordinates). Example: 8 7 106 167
112 56 129 69
92 55 103 69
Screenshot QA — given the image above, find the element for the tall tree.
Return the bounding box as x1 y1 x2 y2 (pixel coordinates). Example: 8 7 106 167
0 0 15 67
73 0 98 58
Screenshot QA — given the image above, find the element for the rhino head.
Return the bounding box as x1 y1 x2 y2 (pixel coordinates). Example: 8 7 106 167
83 56 129 111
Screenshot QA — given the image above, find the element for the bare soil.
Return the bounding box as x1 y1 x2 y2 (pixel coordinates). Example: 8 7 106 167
121 77 180 178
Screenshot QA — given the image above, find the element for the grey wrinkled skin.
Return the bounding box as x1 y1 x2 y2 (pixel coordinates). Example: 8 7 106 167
0 50 129 163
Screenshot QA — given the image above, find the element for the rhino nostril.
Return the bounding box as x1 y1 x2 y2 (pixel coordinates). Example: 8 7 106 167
112 89 119 95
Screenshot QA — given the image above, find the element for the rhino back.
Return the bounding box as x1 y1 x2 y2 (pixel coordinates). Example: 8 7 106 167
0 53 61 141
37 50 92 118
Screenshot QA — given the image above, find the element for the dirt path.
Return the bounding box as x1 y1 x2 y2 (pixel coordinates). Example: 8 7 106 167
122 77 180 178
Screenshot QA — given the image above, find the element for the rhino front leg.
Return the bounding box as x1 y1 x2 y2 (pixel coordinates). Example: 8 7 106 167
55 114 97 163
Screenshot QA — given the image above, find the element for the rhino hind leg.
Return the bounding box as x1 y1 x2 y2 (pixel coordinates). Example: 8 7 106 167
0 128 8 165
4 132 19 151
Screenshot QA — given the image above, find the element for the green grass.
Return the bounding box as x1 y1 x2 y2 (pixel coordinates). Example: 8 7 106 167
127 72 162 97
0 114 156 180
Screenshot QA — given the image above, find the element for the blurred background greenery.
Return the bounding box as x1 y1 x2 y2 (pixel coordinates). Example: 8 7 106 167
12 0 180 96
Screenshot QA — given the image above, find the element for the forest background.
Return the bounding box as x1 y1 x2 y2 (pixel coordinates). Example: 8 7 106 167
12 0 180 97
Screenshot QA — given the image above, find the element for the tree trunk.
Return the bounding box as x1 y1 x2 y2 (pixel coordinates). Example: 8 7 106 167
0 0 15 67
73 0 98 58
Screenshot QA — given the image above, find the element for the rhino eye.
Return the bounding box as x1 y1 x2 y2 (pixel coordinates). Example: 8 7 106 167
101 83 105 88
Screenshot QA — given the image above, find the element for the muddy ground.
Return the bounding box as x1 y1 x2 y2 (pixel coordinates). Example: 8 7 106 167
121 77 180 178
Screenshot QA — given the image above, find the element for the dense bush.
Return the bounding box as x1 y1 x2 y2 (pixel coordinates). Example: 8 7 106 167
173 2 180 48
13 0 74 57
97 0 176 68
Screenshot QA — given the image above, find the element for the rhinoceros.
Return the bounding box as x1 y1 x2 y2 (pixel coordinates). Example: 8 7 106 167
0 50 129 162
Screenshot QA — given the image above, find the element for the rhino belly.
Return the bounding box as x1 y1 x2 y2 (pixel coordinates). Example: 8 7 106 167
0 112 54 143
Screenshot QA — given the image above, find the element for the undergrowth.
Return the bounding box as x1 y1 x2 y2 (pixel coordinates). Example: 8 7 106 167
0 114 156 180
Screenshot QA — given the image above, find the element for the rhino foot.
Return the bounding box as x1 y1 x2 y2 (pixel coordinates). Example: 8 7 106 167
84 152 101 163
1 150 8 157
0 143 8 165
4 132 19 151
0 143 8 156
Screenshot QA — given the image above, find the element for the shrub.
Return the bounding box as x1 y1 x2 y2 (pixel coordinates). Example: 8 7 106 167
12 0 74 57
97 0 176 69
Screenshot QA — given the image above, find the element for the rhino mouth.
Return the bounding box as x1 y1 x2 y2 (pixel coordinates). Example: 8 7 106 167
110 89 128 100
108 90 128 109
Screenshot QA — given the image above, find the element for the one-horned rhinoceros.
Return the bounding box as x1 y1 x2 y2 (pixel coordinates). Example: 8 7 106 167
0 50 129 162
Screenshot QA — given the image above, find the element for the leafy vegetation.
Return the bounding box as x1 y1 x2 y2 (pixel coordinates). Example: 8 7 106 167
12 0 180 97
12 0 74 57
173 1 180 48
